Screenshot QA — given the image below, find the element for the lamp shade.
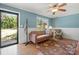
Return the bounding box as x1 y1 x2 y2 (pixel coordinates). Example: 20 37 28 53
49 26 52 29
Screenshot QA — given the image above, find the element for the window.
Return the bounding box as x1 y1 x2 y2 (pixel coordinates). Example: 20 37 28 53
0 9 19 47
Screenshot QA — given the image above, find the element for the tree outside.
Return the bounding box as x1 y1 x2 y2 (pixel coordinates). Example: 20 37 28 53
1 12 17 42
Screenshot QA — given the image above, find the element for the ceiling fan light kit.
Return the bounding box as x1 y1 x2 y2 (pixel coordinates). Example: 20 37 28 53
52 9 58 12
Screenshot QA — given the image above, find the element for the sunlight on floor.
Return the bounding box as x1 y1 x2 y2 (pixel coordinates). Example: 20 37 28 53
1 45 18 55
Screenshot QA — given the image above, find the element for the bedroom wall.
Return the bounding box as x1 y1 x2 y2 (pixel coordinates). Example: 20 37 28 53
53 14 79 28
52 28 79 40
51 14 79 40
0 3 51 43
62 28 79 40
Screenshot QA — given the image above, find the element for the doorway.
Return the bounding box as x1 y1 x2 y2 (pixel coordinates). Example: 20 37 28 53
0 10 18 48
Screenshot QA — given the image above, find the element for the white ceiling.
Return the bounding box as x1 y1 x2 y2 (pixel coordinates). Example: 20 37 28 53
4 3 79 18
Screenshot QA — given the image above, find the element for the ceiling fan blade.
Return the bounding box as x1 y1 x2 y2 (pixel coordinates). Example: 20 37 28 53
53 3 58 7
58 3 67 7
58 9 66 12
48 8 53 12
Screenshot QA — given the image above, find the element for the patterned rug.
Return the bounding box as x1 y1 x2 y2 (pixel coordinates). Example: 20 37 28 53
37 38 78 55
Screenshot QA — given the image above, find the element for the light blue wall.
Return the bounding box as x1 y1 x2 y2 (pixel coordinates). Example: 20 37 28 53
51 14 79 28
0 4 51 28
49 18 55 27
49 18 52 26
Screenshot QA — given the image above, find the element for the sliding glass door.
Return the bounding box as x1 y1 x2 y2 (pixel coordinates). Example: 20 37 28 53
0 10 18 47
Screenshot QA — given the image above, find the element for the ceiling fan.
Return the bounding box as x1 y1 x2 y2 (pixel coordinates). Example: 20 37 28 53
48 3 67 15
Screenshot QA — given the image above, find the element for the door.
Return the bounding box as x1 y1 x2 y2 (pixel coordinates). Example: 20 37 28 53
0 10 18 48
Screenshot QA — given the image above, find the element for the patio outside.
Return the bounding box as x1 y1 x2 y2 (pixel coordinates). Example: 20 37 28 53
1 12 17 46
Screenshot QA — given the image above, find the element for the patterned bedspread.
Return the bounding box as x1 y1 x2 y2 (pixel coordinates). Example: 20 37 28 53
37 38 78 55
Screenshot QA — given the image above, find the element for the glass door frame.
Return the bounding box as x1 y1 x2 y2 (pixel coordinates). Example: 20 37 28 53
0 9 19 48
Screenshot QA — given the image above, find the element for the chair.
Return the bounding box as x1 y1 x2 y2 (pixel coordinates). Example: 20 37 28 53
54 29 63 40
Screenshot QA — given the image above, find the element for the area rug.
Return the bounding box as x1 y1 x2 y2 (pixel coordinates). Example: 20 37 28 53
37 38 78 55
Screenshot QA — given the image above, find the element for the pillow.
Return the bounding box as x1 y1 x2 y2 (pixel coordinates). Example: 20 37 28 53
37 35 49 39
44 29 49 35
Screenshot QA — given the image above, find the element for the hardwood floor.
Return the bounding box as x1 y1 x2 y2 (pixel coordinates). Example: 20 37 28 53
17 43 43 55
0 38 79 55
0 43 43 55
